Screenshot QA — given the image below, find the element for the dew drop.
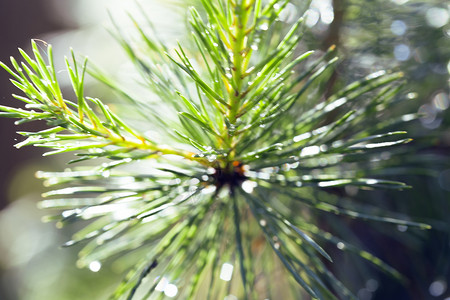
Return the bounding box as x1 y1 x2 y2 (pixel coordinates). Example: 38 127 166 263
207 155 217 162
220 263 234 281
202 185 216 194
397 225 408 232
242 180 257 194
290 162 299 169
300 145 320 157
155 277 168 292
337 242 345 250
62 210 75 218
164 284 178 298
407 92 418 99
366 179 378 185
259 23 269 31
89 261 102 272
281 163 290 171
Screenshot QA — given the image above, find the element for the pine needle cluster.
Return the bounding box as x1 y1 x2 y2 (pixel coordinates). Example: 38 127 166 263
0 0 430 299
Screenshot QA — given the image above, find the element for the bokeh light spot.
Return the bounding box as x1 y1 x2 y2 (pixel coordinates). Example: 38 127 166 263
366 279 379 292
357 288 373 300
432 92 449 111
391 20 407 35
394 44 411 61
426 7 449 28
429 280 447 297
305 8 320 27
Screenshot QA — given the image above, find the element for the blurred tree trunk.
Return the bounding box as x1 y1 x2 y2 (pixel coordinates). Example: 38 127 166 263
323 0 346 98
323 0 345 49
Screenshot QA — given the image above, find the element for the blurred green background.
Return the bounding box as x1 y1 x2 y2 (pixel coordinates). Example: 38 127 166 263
0 0 448 299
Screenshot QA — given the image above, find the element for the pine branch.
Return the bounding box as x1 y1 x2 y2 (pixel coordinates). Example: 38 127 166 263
1 40 206 166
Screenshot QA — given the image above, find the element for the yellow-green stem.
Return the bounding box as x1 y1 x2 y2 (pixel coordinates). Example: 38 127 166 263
226 0 252 163
108 135 206 164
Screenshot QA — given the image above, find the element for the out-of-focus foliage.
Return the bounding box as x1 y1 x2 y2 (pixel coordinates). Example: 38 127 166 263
302 0 450 299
